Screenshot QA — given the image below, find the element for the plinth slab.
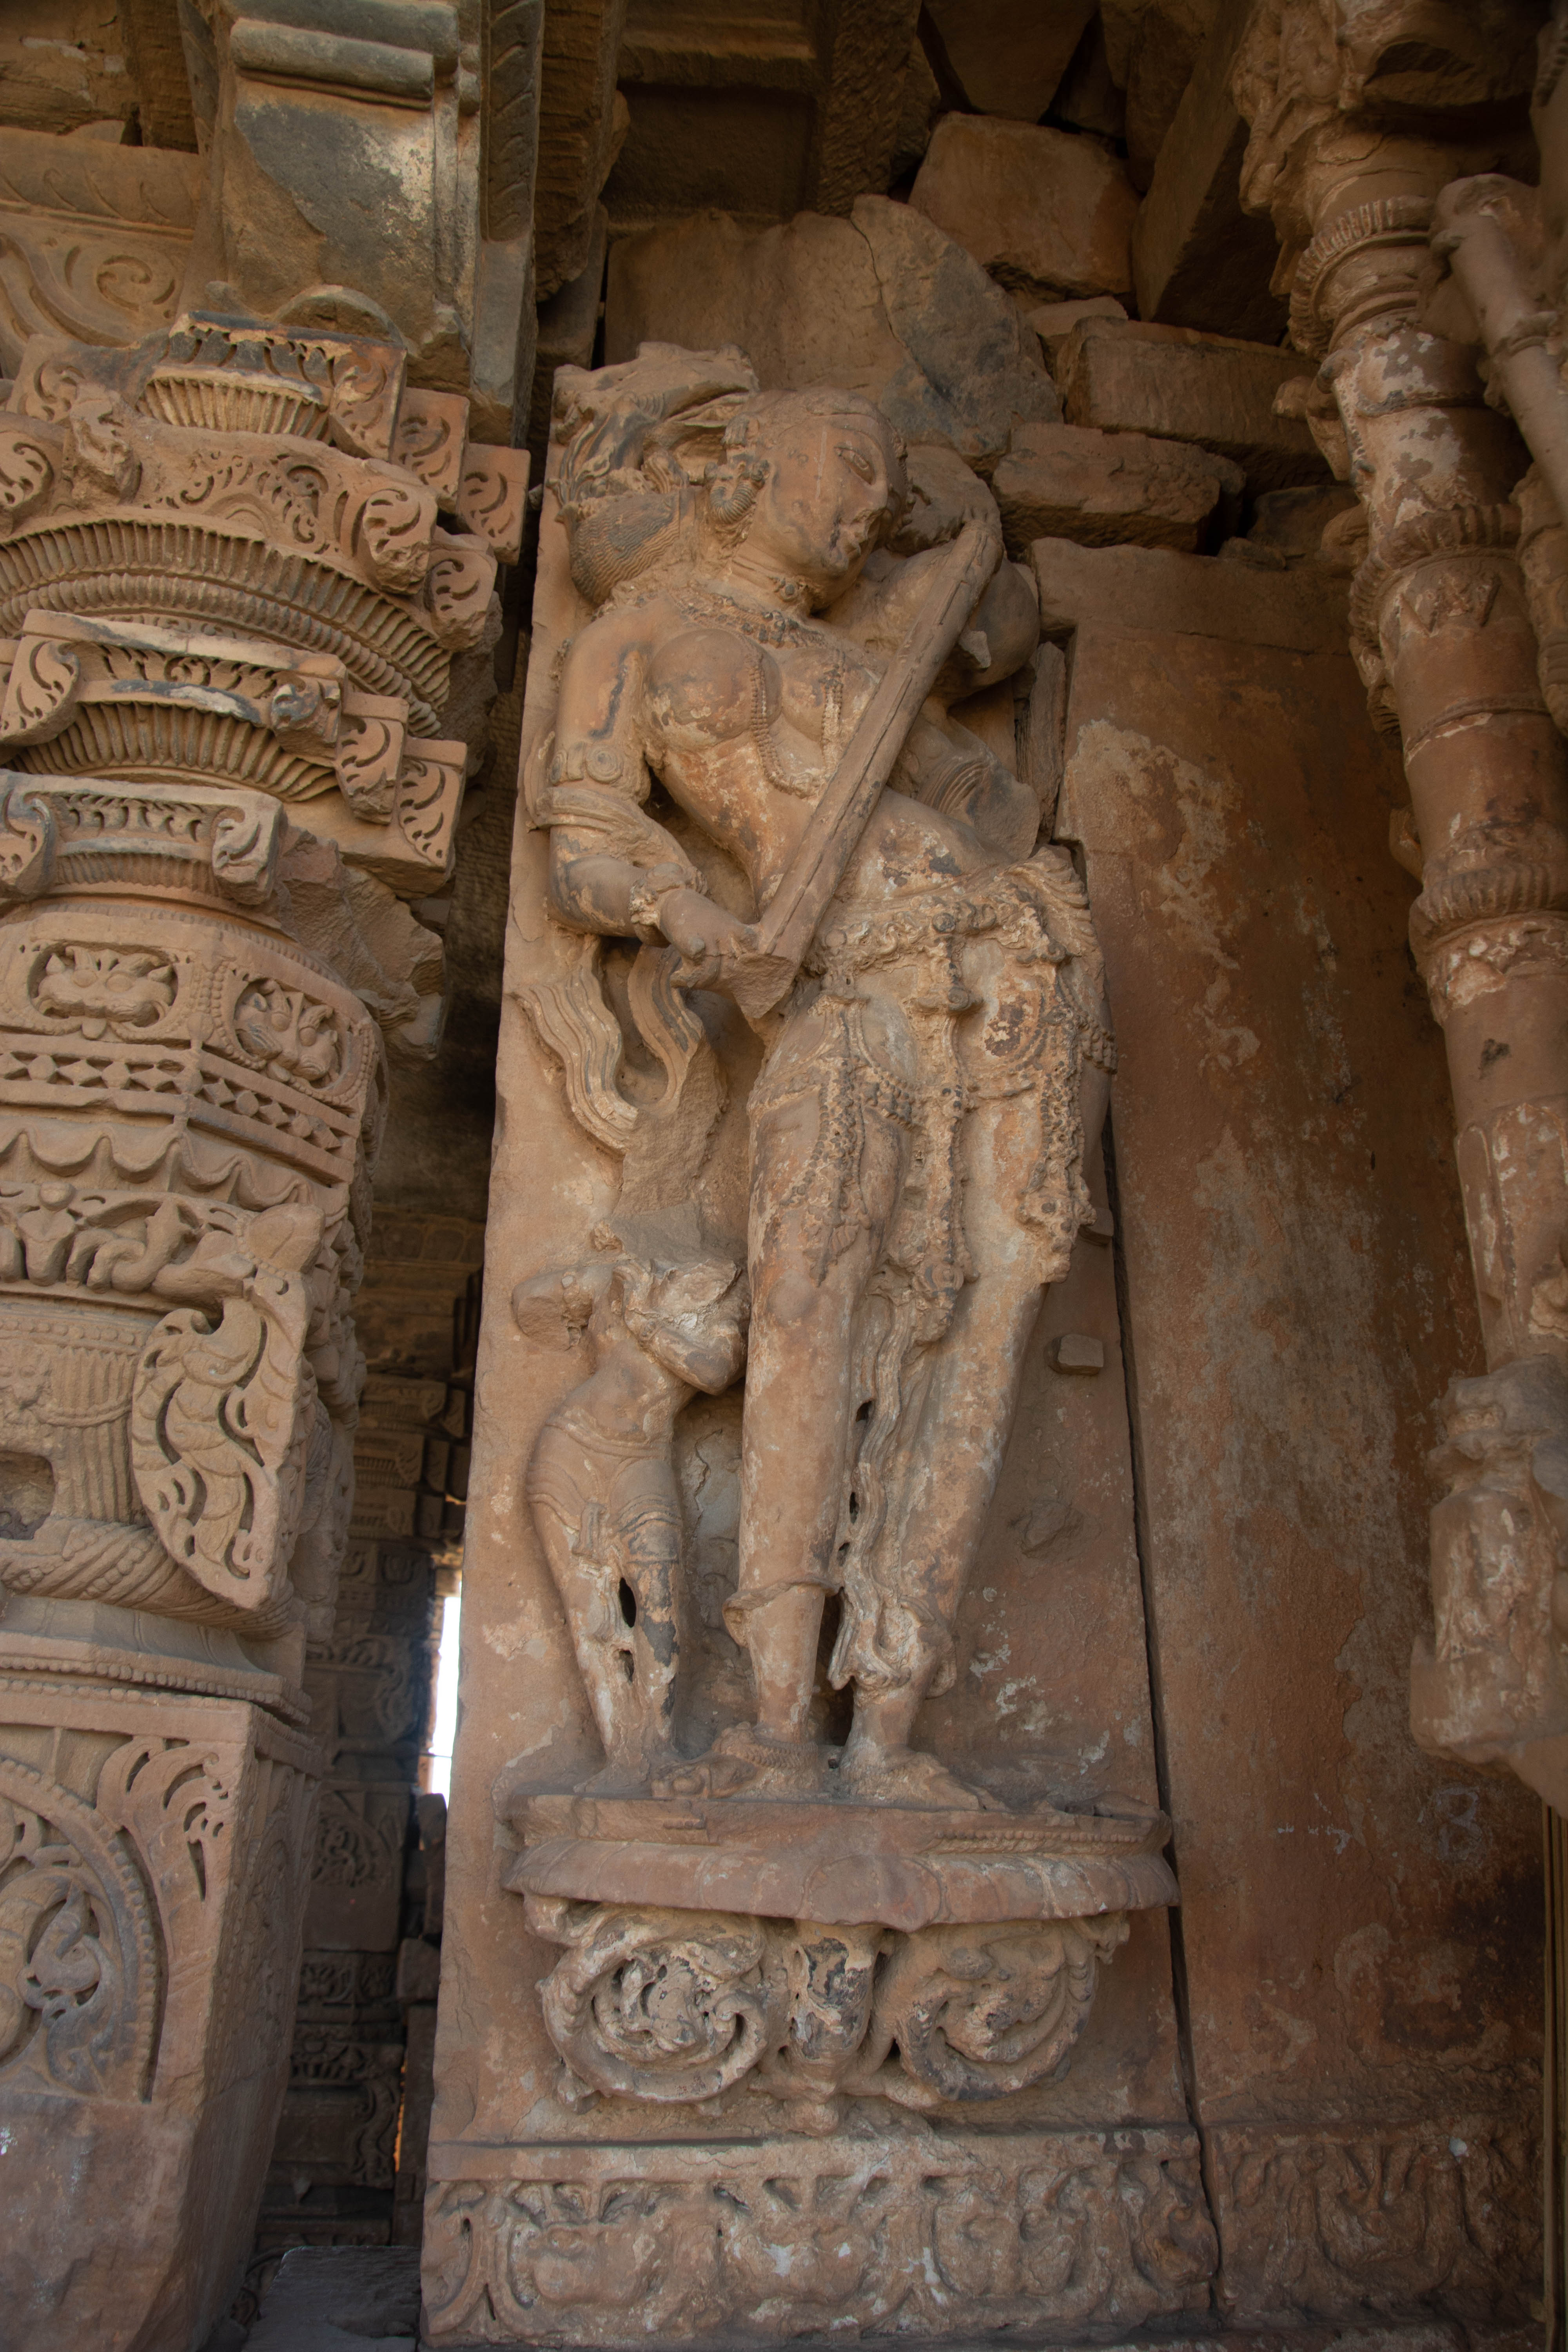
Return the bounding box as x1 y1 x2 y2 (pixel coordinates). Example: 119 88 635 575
503 1789 1174 1929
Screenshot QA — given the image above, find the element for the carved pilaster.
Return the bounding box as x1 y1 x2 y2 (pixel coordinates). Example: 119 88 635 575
1232 0 1568 1806
0 315 512 2347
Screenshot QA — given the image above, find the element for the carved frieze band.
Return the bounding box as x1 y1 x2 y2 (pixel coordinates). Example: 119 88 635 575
423 2129 1218 2344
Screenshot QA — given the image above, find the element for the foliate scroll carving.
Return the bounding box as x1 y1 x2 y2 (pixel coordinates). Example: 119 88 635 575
532 1902 785 2104
0 419 56 534
336 697 408 821
871 1916 1128 2101
458 445 530 564
0 635 81 748
130 1270 316 1621
0 131 201 372
1207 2116 1540 2325
395 389 472 508
393 740 466 879
425 533 499 650
523 1894 1135 2114
0 1754 159 2100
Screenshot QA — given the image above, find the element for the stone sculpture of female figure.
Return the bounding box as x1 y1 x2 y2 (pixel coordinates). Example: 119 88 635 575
530 361 1113 1810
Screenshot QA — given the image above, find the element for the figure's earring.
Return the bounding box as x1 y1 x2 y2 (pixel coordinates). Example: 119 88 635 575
705 453 766 527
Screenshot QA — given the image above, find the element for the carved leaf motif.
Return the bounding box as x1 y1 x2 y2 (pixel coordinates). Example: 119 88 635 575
325 349 406 462
394 740 464 870
394 388 470 505
0 419 56 533
0 635 81 748
130 1272 313 1613
313 1789 403 1887
353 478 435 595
336 705 406 819
875 1918 1127 2100
457 445 530 563
0 772 56 898
425 533 497 648
534 1902 784 2102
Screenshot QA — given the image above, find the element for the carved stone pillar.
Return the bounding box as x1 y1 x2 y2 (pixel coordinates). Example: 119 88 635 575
1231 1 1568 1806
0 318 519 2349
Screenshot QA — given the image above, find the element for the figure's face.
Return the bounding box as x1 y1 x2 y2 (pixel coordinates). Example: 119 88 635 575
744 417 896 595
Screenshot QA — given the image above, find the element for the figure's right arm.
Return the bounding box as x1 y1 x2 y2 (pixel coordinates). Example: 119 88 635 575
544 615 683 937
542 607 759 980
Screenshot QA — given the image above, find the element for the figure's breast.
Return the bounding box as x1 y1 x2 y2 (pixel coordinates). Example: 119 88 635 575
645 623 878 766
645 626 765 752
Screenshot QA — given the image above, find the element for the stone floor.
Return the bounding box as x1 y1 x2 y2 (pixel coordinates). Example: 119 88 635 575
212 2249 422 2350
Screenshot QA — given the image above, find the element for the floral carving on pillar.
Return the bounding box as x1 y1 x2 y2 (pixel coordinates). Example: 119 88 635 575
0 306 517 2351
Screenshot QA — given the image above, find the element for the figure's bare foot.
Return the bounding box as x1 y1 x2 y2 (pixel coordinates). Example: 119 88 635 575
655 1722 828 1799
836 1741 1000 1810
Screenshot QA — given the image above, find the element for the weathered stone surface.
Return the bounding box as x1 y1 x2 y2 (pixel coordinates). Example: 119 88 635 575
909 114 1138 302
994 419 1243 555
921 0 1096 123
1103 0 1219 188
425 2130 1214 2341
1053 14 1130 146
0 1 135 136
1058 315 1329 489
247 2246 422 2352
1229 483 1361 568
607 0 924 230
1049 537 1544 2318
606 201 1058 465
530 205 607 452
1027 293 1129 367
535 0 626 302
1130 0 1288 340
185 1 538 438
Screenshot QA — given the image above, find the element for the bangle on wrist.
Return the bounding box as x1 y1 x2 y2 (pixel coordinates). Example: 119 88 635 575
626 872 687 936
